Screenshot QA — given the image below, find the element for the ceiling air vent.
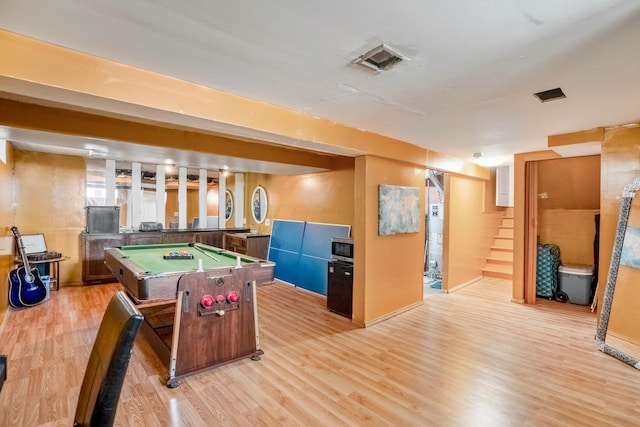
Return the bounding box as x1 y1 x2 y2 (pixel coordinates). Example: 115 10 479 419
353 44 406 71
534 87 566 102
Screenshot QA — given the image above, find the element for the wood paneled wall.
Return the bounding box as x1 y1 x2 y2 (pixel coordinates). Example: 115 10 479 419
537 156 600 210
599 125 640 345
13 151 86 285
538 209 599 265
536 155 601 266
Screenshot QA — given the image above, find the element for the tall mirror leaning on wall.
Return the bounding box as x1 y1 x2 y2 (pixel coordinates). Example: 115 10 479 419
597 177 640 368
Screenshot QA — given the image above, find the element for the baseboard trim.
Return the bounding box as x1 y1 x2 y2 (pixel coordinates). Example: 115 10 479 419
446 276 483 293
362 300 424 328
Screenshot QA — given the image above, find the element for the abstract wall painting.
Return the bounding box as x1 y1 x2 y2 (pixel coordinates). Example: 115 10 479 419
378 184 421 236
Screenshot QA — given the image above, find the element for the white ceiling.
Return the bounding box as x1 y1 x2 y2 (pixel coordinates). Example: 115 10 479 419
1 0 640 172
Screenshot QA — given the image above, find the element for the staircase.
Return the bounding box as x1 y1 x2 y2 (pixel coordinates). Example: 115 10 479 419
482 208 514 280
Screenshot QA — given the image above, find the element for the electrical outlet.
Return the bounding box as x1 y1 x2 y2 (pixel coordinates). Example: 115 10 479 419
265 219 270 226
0 236 12 256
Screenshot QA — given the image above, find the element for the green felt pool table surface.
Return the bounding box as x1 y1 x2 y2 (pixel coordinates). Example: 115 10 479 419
116 243 254 274
105 242 275 301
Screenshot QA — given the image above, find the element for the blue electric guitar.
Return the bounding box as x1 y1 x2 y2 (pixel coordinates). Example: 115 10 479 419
8 226 47 308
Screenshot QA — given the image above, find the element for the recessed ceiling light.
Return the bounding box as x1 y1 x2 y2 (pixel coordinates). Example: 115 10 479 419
88 149 107 158
534 87 566 102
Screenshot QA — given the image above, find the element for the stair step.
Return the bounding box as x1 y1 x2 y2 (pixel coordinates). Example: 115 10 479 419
483 208 515 280
488 250 513 262
494 236 513 246
487 257 512 266
497 228 513 238
482 264 513 280
482 271 513 280
501 218 514 228
493 241 513 250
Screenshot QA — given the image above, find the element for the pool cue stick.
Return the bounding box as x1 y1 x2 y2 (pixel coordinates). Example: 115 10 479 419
193 245 221 262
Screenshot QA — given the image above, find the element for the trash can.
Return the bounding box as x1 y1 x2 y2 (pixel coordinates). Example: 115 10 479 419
557 264 594 305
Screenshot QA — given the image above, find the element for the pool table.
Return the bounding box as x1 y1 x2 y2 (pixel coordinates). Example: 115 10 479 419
104 242 272 387
104 242 274 301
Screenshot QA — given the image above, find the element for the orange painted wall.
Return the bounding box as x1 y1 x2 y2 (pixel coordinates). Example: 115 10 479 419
0 142 15 318
353 156 425 325
598 125 640 345
243 166 355 235
444 174 499 289
13 150 85 285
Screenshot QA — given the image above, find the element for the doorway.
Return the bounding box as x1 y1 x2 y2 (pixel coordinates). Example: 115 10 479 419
524 155 601 306
424 169 445 297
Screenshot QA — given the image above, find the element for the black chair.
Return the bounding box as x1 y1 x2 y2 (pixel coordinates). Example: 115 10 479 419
74 291 143 427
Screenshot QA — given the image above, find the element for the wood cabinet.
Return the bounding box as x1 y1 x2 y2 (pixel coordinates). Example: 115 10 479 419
81 233 126 283
195 231 225 247
81 229 247 284
224 233 270 260
164 231 195 243
127 232 164 246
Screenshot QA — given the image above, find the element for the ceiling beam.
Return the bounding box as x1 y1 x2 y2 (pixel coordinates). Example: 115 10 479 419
0 30 426 167
548 127 605 147
0 98 345 170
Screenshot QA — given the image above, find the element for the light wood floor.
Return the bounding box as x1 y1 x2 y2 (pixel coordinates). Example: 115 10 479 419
1 278 639 426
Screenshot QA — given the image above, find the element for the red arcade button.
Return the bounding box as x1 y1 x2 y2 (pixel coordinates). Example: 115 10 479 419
226 291 239 303
200 294 214 308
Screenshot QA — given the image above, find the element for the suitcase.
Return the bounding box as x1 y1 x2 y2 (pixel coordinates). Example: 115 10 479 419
536 244 561 298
